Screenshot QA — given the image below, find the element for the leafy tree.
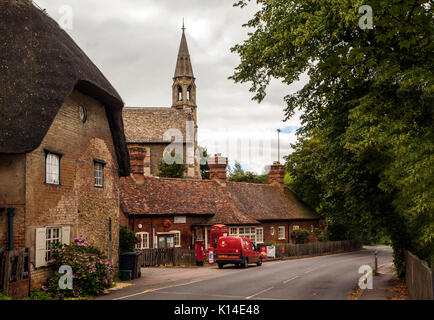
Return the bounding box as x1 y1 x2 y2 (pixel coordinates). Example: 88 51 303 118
119 226 137 254
198 146 210 179
157 149 187 178
231 0 433 277
228 161 269 184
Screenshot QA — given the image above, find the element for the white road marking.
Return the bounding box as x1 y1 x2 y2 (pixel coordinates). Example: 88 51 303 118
283 276 299 284
246 286 274 299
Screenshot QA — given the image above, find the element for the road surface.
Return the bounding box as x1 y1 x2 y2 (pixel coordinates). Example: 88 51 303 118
101 246 392 300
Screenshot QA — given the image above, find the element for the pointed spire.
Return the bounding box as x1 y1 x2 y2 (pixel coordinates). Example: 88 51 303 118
174 20 194 78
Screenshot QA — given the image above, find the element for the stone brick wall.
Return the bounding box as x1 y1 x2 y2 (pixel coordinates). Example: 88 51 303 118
0 154 26 250
24 90 121 288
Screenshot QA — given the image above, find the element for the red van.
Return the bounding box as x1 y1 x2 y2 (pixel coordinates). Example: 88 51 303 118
215 236 262 269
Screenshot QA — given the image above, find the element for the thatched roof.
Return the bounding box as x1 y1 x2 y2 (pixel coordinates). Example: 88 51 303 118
0 0 130 176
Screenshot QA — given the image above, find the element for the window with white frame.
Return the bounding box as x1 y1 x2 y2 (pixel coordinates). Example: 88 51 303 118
45 227 61 262
136 232 149 249
293 225 299 231
45 152 61 185
171 231 181 247
256 227 264 243
270 226 275 236
94 160 105 187
278 226 285 240
310 225 314 233
35 225 70 268
229 227 256 243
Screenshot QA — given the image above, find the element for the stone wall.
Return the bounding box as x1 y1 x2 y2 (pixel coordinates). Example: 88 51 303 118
24 90 121 287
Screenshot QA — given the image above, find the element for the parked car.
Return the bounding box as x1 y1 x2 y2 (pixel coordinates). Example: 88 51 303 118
215 236 262 269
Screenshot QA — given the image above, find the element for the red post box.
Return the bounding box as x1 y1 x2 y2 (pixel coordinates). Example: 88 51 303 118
195 240 206 266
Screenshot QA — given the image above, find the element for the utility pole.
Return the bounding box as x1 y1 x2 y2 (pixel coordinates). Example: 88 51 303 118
277 129 281 163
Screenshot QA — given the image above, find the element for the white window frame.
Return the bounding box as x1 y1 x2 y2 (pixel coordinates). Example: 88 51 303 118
255 227 264 244
94 160 105 188
293 225 300 231
278 226 285 240
35 225 70 268
136 232 149 249
171 230 181 248
270 226 275 236
228 226 256 243
310 225 314 233
45 152 61 185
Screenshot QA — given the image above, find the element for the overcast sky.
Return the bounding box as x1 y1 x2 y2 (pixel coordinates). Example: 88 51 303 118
35 0 308 173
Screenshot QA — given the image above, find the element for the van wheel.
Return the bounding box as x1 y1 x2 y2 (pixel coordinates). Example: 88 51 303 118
256 258 262 267
218 263 224 269
235 264 240 268
242 258 248 268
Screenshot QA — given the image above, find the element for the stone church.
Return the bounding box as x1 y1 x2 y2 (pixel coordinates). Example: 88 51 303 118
122 25 201 179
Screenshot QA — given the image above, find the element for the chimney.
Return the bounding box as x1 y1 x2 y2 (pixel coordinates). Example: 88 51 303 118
128 145 146 184
269 161 285 186
208 154 228 182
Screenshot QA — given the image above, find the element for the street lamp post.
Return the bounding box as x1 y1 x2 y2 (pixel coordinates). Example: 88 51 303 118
277 129 281 162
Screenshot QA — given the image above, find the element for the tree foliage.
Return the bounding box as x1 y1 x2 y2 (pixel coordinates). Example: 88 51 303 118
231 0 433 277
157 149 187 178
228 161 270 184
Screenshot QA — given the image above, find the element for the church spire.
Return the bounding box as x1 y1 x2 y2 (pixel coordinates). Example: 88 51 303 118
174 22 194 78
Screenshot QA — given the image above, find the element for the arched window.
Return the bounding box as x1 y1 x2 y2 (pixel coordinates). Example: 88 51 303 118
177 86 182 101
187 86 192 101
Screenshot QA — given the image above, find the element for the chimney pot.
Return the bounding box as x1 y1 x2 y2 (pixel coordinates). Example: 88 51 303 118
208 154 228 182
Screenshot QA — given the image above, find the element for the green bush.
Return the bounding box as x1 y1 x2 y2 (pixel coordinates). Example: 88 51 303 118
291 229 310 244
0 292 11 300
119 226 137 254
27 289 54 300
43 237 113 299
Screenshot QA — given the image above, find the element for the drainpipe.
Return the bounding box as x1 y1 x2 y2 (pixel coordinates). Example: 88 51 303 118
7 208 15 251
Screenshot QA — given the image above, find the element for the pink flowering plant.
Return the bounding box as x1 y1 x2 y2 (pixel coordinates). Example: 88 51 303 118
44 238 113 299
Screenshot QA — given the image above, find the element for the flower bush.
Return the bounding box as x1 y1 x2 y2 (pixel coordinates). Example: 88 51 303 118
44 238 113 299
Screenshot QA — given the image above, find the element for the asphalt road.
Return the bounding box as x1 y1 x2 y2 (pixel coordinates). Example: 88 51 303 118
107 246 393 300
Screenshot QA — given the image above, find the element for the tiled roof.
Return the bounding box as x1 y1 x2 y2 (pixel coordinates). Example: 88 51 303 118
120 177 321 226
122 107 192 143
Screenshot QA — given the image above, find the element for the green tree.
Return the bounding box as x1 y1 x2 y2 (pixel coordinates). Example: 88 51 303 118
228 161 269 184
198 146 210 179
157 149 187 178
231 0 433 277
119 226 137 254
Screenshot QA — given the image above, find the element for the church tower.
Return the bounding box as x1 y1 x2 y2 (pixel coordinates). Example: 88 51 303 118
172 23 197 117
172 23 200 178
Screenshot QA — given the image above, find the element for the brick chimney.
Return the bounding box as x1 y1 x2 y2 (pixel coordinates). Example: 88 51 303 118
208 154 228 182
128 145 146 184
269 161 285 186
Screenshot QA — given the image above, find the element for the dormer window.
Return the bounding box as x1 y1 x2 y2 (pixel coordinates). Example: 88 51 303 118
177 86 182 101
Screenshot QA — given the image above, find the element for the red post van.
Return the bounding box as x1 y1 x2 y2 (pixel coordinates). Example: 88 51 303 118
215 236 262 269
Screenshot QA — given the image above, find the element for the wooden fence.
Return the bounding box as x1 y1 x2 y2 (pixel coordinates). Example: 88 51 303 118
405 250 433 300
137 248 196 267
0 248 30 294
258 240 361 260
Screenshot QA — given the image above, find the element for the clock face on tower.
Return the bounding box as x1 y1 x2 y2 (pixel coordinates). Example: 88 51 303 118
79 105 87 123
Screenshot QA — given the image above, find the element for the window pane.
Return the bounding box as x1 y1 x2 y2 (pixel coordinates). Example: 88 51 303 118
46 153 60 184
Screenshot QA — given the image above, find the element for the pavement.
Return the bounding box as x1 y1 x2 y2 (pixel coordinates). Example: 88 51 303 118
357 261 402 300
97 245 393 300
